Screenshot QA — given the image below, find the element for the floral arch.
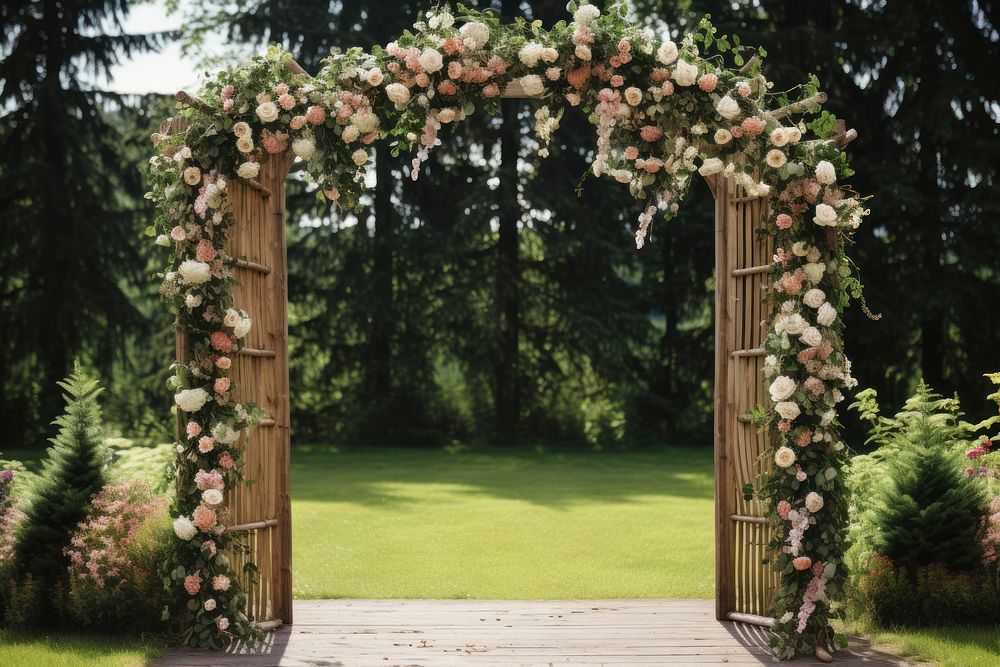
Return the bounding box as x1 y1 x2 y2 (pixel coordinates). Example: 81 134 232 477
149 0 868 659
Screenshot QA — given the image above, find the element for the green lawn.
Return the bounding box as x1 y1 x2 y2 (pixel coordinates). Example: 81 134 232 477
859 625 1000 666
291 444 716 599
0 630 163 667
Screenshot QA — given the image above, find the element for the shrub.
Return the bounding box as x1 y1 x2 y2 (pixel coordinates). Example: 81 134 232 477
65 480 170 632
6 366 109 626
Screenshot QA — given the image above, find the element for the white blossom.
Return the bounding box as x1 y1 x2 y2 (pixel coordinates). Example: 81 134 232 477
256 101 279 123
174 388 210 413
178 260 212 284
672 60 698 86
815 160 837 184
775 401 801 421
769 376 797 402
657 40 679 65
715 95 740 121
805 492 825 513
173 516 198 540
774 446 797 468
817 302 837 327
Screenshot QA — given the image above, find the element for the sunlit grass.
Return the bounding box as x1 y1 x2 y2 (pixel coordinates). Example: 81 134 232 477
851 625 1000 666
0 630 164 667
291 444 716 599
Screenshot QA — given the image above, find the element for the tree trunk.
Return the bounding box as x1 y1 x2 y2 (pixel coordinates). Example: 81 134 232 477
364 144 395 438
494 0 521 442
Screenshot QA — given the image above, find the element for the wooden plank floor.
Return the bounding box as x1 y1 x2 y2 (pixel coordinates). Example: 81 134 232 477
159 599 910 666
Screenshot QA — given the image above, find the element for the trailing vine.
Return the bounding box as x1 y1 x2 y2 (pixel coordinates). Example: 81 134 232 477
147 1 868 657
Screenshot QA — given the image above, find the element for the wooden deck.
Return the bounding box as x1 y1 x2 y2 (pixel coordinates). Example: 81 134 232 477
159 599 909 666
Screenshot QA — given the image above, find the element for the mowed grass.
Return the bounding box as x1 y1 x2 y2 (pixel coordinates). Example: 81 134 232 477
0 630 164 667
859 626 1000 666
291 444 715 599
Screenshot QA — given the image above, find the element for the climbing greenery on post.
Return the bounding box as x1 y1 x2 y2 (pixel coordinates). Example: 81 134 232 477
148 1 869 656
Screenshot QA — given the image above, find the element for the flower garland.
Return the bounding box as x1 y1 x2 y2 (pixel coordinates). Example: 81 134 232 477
147 1 869 656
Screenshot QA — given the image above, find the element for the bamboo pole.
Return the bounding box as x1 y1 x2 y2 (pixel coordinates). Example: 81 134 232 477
175 90 215 114
769 91 828 120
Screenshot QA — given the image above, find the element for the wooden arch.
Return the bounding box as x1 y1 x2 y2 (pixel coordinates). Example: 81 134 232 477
169 62 855 630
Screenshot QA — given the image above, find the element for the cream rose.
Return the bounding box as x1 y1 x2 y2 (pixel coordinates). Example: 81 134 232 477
342 125 360 143
292 137 316 161
805 492 824 513
436 108 457 123
204 598 217 612
775 401 801 421
519 74 545 97
657 40 679 65
803 288 826 309
817 302 837 327
223 308 240 328
766 149 787 169
459 21 490 49
419 48 444 73
518 43 545 67
232 122 251 138
352 149 369 166
813 203 838 227
365 68 384 86
672 59 698 86
770 127 789 147
774 446 796 468
385 82 411 107
803 262 826 283
174 388 210 413
714 128 732 145
715 95 740 121
203 489 224 506
574 4 601 24
256 101 279 123
575 44 592 61
624 86 643 106
173 516 198 540
769 376 797 402
800 326 823 347
764 354 778 378
815 160 837 184
698 157 725 177
233 315 252 339
237 161 260 179
183 167 201 185
777 313 807 335
178 260 212 284
236 136 254 154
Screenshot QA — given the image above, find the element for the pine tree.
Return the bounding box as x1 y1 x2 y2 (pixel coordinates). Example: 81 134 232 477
872 422 986 573
12 366 109 619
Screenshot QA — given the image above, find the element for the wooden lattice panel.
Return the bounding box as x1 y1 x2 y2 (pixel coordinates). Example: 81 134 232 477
711 174 778 624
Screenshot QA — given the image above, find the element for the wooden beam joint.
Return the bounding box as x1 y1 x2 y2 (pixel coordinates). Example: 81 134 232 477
234 258 272 275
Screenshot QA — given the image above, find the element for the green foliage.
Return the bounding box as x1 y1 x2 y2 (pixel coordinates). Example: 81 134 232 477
6 366 110 627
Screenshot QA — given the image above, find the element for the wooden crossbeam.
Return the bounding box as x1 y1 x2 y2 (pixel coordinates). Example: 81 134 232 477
234 258 272 275
175 90 214 114
238 178 272 198
731 347 765 358
770 92 827 120
727 611 776 628
224 518 278 533
240 347 277 358
259 417 277 427
731 264 770 277
730 514 767 524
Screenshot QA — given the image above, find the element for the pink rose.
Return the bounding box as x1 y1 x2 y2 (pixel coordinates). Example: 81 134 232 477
170 226 186 242
437 80 457 96
640 126 664 142
193 505 217 532
624 146 639 160
213 377 230 394
777 500 791 520
661 81 675 96
278 93 296 110
210 331 234 353
305 105 326 125
184 572 202 595
741 116 765 135
610 74 624 87
482 83 500 97
186 421 202 439
222 99 234 111
215 356 231 370
290 115 307 131
198 436 215 453
697 73 718 92
212 574 231 591
650 68 669 83
196 239 217 262
776 214 793 229
737 81 751 97
219 452 235 469
220 85 234 100
793 556 813 571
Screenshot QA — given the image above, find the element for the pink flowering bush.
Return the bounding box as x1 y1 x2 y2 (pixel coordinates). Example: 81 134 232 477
64 480 171 631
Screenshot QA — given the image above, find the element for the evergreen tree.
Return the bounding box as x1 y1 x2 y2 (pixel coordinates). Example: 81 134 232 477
0 0 162 447
12 367 109 618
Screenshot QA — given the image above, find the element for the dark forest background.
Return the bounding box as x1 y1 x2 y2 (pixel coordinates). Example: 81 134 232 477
2 0 998 451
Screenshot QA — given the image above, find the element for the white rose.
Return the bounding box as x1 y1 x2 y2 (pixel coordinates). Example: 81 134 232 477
178 260 212 284
204 598 217 612
805 492 824 513
770 128 789 147
203 489 224 506
173 516 198 541
212 422 241 445
803 288 826 309
698 157 724 177
385 82 411 107
803 262 826 283
237 161 260 179
711 130 731 146
672 59 698 86
155 234 171 247
183 167 201 186
813 203 838 227
764 355 778 378
223 308 241 328
365 68 384 86
236 136 254 154
575 44 592 61
459 21 490 49
232 122 251 138
436 108 457 123
791 241 809 257
351 111 379 133
766 149 787 169
352 149 369 166
293 137 316 161
817 302 837 327
715 95 740 121
256 101 279 123
174 387 210 413
820 409 836 426
800 326 823 347
779 313 807 335
769 376 797 402
624 87 643 106
657 40 679 65
815 160 837 184
519 74 545 97
418 48 444 73
775 401 801 421
774 446 796 468
574 4 601 24
565 92 581 106
233 316 252 339
185 294 202 309
787 127 802 143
